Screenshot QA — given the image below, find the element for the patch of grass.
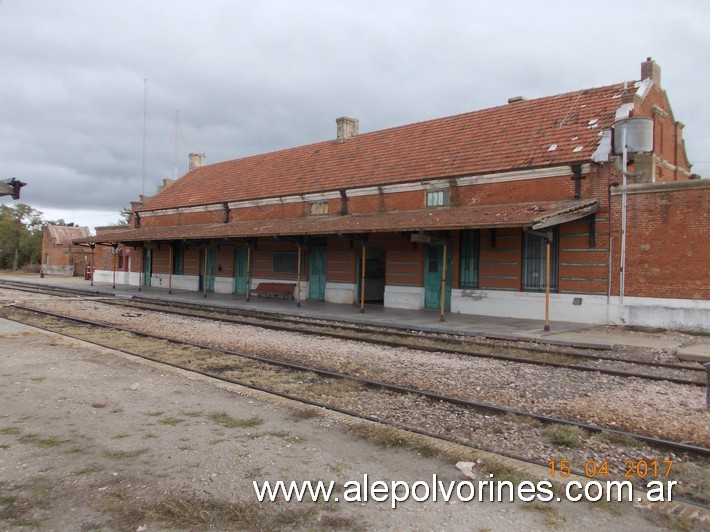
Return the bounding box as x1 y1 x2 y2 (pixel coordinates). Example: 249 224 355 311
248 431 306 444
0 426 20 436
482 458 529 484
146 411 164 417
625 325 667 334
596 431 639 447
0 479 51 528
286 407 322 421
0 444 9 449
523 500 566 526
37 437 62 448
112 433 131 440
209 412 263 429
669 461 710 500
503 412 542 428
72 465 101 476
348 422 474 463
329 462 346 474
103 448 149 460
103 489 321 530
111 408 124 414
209 438 229 445
18 432 40 443
546 424 586 448
143 432 157 439
645 511 694 531
318 514 360 529
181 410 203 418
159 416 185 426
29 377 46 383
65 446 88 454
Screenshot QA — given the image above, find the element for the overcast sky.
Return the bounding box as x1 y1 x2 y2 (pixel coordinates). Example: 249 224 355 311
1 0 709 229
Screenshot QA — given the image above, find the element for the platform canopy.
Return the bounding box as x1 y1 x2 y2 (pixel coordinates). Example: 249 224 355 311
73 198 599 246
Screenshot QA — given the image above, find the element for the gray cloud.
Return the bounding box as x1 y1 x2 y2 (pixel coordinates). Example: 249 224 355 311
1 0 708 226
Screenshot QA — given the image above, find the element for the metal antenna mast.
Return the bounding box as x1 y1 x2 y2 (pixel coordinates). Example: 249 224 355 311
173 110 180 179
142 78 148 196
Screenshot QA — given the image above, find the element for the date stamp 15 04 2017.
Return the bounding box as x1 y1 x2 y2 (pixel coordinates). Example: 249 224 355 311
548 459 673 480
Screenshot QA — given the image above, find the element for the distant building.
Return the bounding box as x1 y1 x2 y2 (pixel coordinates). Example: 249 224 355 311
41 225 91 276
76 59 709 330
92 225 133 284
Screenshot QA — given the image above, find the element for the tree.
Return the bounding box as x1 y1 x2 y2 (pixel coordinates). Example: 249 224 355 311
0 204 44 271
108 207 132 226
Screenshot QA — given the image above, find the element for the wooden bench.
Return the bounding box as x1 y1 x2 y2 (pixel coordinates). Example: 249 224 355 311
251 282 296 299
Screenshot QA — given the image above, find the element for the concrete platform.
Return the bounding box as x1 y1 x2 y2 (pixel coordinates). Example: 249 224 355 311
677 344 710 363
0 273 703 352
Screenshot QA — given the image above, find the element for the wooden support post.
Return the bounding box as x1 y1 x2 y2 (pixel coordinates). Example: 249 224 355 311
90 244 95 287
246 245 252 302
296 243 302 307
440 244 447 322
544 240 551 332
203 247 208 298
138 248 142 292
360 244 366 313
112 243 117 289
168 244 173 294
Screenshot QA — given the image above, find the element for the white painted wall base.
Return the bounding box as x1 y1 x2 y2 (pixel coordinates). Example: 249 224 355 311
150 274 199 291
42 265 74 276
608 296 710 332
384 285 424 310
91 271 709 331
213 276 235 294
451 289 610 324
325 282 356 304
93 270 137 286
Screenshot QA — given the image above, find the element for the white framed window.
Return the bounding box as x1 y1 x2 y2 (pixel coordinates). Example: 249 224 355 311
426 189 450 207
308 201 329 216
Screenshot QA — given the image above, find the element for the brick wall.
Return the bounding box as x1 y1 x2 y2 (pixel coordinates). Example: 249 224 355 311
610 181 710 300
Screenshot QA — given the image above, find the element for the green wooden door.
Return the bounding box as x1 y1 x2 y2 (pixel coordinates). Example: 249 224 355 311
234 247 248 295
142 248 152 287
309 246 327 301
199 247 217 292
424 245 452 311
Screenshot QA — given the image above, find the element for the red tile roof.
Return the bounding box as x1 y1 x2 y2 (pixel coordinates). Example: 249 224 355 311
140 82 629 212
76 199 599 245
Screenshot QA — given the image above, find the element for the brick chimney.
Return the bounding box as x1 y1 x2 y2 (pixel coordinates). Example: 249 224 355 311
336 117 359 142
188 153 206 170
641 57 661 88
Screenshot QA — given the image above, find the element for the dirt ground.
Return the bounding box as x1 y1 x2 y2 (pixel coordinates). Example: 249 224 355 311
0 318 694 530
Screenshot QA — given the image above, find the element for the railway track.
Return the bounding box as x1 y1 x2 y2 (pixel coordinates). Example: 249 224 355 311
0 279 705 387
1 301 708 507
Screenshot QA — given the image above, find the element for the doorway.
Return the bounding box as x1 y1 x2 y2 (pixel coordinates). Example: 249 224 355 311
142 248 152 287
234 247 248 295
199 247 217 292
309 246 327 301
423 244 452 311
356 247 386 303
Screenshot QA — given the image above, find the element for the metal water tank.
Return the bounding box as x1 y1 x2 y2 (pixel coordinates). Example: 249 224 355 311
613 118 654 155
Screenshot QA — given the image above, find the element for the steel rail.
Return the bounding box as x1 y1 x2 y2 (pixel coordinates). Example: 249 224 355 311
0 280 704 384
6 303 709 459
114 298 705 383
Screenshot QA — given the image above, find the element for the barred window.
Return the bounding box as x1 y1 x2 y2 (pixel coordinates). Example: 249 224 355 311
522 229 558 292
